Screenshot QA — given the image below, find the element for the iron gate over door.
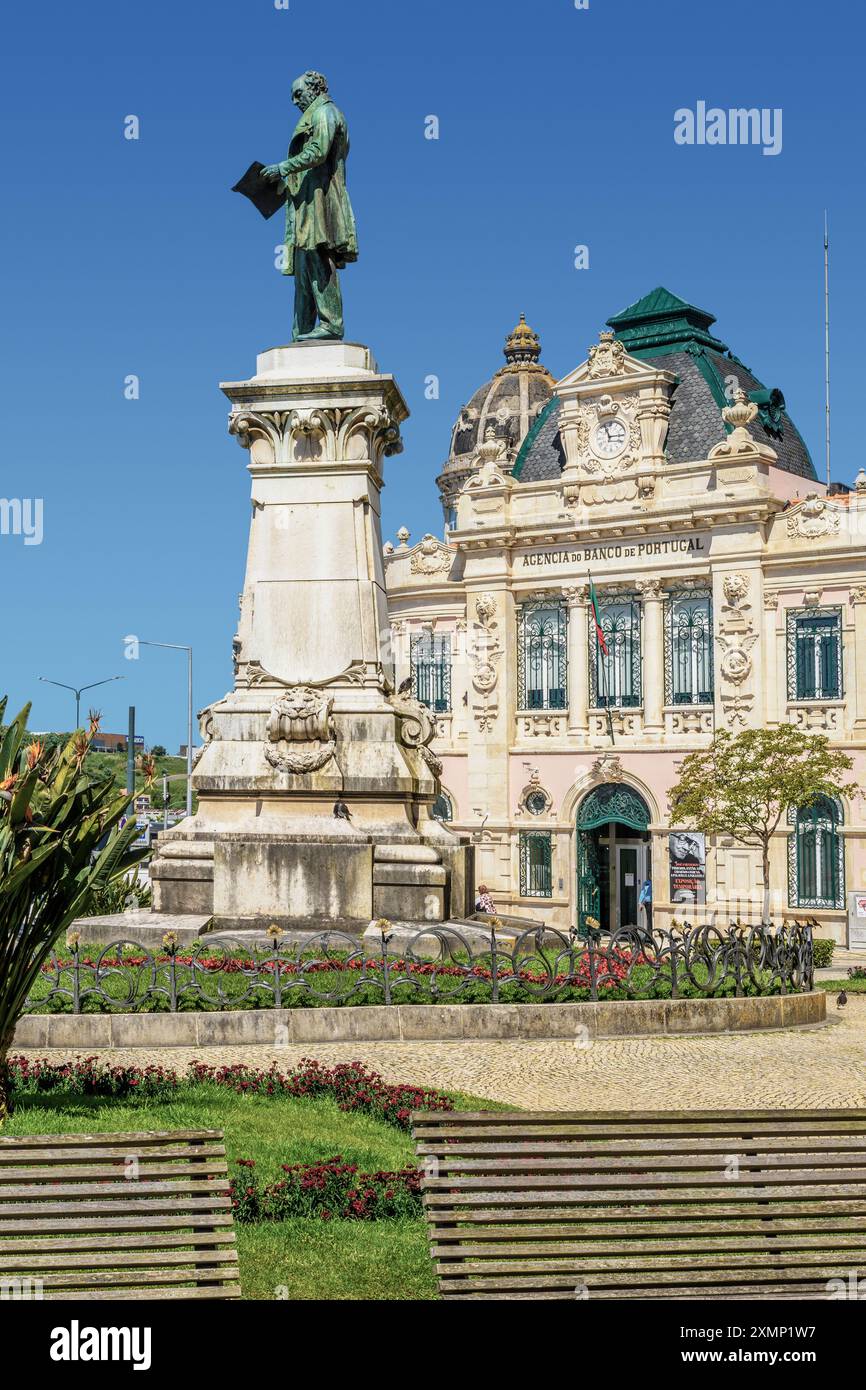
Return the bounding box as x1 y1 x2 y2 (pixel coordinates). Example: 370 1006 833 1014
575 783 650 934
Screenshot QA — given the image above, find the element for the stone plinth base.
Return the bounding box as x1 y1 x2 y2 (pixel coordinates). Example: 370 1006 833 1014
67 912 213 947
152 828 471 931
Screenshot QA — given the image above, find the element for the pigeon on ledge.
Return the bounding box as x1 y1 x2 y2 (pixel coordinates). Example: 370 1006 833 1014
333 801 352 820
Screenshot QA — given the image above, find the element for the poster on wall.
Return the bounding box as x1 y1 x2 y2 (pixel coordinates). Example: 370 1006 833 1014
669 831 706 906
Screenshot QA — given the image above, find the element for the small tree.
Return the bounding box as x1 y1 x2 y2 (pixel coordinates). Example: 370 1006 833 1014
668 725 858 920
0 699 144 1121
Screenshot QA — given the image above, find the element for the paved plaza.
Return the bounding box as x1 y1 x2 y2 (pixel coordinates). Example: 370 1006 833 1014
16 994 866 1111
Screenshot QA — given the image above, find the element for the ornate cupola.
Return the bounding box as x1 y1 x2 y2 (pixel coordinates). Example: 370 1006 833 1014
502 312 543 367
435 314 554 529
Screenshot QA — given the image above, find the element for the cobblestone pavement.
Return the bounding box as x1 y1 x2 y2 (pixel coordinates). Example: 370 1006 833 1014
15 995 866 1110
815 947 864 980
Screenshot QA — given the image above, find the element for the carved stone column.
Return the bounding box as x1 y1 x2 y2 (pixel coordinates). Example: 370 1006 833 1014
149 341 462 931
639 579 665 735
851 586 866 728
762 590 780 725
563 585 589 737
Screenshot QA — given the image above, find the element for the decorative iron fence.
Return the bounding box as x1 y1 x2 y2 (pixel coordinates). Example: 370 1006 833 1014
26 920 816 1015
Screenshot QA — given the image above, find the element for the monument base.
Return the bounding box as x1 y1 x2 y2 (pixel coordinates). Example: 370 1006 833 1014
151 828 463 931
148 339 472 933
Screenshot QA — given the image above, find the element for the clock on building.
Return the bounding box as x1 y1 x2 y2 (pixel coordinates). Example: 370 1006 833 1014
592 418 627 458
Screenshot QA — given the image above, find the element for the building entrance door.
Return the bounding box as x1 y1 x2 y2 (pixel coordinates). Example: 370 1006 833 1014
615 840 649 929
575 783 652 936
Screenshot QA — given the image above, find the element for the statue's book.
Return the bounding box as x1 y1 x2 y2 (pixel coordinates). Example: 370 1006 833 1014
232 162 287 220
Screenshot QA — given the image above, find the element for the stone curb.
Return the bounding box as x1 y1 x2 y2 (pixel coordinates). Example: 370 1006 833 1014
12 992 825 1049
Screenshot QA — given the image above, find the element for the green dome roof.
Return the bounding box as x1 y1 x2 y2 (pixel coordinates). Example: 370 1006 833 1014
513 287 816 483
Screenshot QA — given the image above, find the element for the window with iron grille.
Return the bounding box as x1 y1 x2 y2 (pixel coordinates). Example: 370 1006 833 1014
519 831 553 898
787 609 842 701
664 591 714 704
410 632 451 712
787 796 845 910
590 594 641 708
517 601 567 710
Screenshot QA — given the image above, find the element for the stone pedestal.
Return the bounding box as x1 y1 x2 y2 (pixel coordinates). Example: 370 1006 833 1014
150 341 462 931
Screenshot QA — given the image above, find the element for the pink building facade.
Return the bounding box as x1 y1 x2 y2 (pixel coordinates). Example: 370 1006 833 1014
385 293 866 946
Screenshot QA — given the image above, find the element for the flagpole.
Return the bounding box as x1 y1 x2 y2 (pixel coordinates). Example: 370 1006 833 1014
824 210 831 489
588 571 615 745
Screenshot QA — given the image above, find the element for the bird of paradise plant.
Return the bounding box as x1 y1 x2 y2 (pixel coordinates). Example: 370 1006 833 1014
0 697 146 1121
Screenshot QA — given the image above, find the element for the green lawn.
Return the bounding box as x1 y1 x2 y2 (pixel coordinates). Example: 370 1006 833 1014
85 750 193 811
3 1082 504 1300
817 977 866 993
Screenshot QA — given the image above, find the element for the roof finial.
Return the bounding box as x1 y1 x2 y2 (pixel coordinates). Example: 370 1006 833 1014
503 312 541 365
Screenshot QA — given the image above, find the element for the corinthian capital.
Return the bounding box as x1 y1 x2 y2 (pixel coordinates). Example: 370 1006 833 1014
562 584 589 607
228 401 403 470
637 578 665 602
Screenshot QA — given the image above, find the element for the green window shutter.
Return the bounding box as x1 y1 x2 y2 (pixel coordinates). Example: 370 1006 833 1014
795 626 814 698
819 824 833 902
819 629 840 698
799 822 815 901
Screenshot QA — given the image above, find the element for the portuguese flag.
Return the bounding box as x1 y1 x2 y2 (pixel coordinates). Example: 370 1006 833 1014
589 577 608 654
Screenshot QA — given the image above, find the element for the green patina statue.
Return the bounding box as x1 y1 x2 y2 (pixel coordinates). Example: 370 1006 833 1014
261 71 357 342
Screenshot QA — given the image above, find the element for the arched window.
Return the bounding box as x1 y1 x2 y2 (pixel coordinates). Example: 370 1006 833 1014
431 792 453 822
788 796 844 910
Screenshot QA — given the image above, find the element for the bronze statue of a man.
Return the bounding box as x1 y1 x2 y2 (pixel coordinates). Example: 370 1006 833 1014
261 71 357 342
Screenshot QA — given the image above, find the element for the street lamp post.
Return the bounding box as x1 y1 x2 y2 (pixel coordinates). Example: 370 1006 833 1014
140 642 194 818
38 675 123 731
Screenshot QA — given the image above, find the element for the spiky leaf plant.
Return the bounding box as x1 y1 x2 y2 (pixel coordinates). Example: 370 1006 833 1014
0 698 145 1120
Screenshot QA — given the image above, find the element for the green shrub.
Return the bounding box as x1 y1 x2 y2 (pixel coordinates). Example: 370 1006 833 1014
85 872 152 917
813 938 835 969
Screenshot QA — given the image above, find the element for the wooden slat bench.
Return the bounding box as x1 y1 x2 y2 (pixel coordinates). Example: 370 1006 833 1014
0 1129 240 1299
412 1109 866 1300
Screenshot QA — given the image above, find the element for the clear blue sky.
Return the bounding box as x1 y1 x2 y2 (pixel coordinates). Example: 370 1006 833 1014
1 0 862 750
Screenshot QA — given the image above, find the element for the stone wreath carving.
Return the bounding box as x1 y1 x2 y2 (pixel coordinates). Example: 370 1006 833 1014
591 753 624 783
717 635 758 685
785 494 841 540
264 686 336 775
587 332 626 379
410 534 454 575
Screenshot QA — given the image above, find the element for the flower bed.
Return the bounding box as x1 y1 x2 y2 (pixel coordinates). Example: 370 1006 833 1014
6 1055 453 1132
230 1155 422 1223
24 922 808 1014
